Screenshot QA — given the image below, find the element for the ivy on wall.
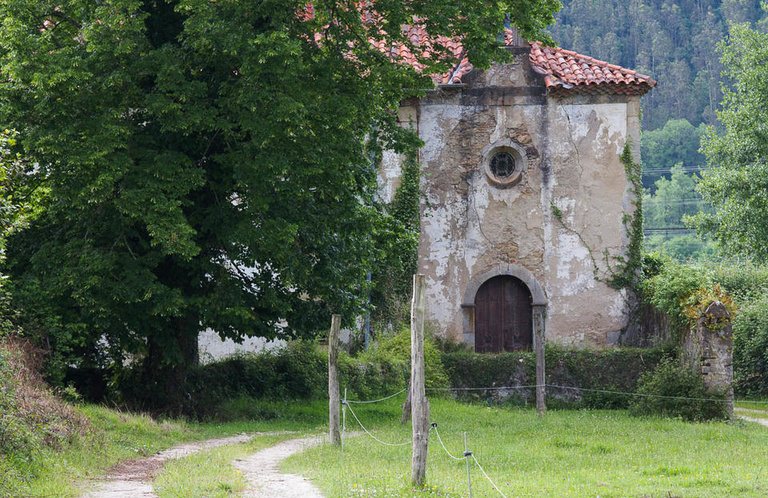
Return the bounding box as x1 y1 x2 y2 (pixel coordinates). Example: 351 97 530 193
609 143 645 291
370 151 421 328
550 142 644 291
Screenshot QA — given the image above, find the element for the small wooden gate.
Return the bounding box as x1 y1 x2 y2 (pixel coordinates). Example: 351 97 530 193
474 275 532 352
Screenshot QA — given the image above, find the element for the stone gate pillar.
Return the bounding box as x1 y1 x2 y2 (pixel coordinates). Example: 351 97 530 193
683 301 735 417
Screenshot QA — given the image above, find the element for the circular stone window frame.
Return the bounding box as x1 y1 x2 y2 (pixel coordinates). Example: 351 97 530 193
481 139 527 188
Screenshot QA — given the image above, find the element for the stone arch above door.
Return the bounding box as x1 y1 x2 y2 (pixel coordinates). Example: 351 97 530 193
460 264 547 351
461 264 547 307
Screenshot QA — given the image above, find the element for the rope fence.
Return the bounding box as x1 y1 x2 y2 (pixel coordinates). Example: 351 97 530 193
471 453 508 498
426 385 538 392
335 383 767 497
430 424 464 461
547 384 734 403
345 387 408 404
430 423 509 497
343 399 411 447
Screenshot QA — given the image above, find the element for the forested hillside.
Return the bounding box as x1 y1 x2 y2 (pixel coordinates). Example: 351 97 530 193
551 0 767 132
551 1 767 259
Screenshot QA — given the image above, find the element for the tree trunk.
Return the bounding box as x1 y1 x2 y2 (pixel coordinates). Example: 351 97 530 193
140 313 199 414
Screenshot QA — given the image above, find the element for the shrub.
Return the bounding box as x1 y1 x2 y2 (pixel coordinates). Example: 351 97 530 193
711 261 768 302
641 260 712 335
182 333 447 419
0 338 88 477
183 341 328 418
629 358 728 421
733 295 768 397
356 328 449 392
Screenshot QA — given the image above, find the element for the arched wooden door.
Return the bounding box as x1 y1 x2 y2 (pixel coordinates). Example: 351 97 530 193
474 275 533 352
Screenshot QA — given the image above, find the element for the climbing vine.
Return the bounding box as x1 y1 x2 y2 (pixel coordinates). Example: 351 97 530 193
608 143 644 291
370 151 421 327
550 201 600 279
550 142 644 290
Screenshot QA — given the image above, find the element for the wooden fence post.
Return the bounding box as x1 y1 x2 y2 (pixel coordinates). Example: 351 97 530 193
328 314 342 446
533 305 546 415
411 274 429 487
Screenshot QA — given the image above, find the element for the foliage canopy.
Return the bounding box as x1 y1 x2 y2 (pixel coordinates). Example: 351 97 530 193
0 0 560 403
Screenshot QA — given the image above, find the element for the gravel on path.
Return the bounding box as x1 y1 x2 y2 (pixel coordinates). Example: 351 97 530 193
737 414 768 428
235 436 325 498
81 433 270 498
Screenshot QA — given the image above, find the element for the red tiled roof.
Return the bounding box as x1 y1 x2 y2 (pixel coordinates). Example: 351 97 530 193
369 25 471 85
369 26 656 95
528 42 656 96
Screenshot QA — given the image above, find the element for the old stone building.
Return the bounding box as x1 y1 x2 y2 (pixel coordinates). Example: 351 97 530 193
379 31 655 351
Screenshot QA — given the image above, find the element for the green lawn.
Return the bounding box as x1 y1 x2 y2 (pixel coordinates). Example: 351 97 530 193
735 400 768 412
283 398 768 497
9 398 768 497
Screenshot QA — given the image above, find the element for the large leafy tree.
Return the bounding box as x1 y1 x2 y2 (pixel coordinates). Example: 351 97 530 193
0 129 33 334
694 15 768 262
0 1 559 407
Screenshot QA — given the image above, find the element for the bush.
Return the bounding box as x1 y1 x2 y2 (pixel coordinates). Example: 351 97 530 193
356 328 449 392
0 337 88 492
629 358 728 421
183 341 328 418
641 257 768 397
183 331 449 419
733 295 768 397
641 260 712 335
711 261 768 302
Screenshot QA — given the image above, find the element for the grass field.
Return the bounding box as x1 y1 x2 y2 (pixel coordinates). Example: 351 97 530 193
284 398 768 497
736 400 768 411
7 397 768 497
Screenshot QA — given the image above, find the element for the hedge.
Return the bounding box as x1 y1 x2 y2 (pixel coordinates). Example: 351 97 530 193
182 337 672 418
442 346 671 409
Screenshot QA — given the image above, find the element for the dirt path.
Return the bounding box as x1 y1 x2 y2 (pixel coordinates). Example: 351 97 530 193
234 436 325 498
736 409 768 428
81 433 261 498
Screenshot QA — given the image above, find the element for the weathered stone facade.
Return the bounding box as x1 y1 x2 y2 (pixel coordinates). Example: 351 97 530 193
380 44 650 350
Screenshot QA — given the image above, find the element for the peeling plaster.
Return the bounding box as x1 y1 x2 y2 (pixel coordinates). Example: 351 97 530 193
555 231 594 295
382 61 638 348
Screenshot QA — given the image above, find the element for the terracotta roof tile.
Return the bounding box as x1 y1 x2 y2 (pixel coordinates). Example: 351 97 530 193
370 25 656 95
527 41 656 96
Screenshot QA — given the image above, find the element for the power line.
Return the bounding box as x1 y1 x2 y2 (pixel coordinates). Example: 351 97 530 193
643 227 697 233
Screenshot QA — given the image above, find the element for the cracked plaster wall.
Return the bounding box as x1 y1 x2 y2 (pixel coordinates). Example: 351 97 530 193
379 49 641 348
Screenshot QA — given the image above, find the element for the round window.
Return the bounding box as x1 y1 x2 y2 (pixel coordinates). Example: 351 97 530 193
483 144 525 188
490 152 516 178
